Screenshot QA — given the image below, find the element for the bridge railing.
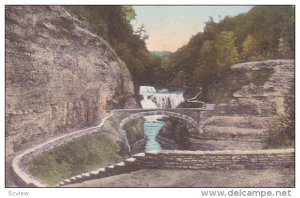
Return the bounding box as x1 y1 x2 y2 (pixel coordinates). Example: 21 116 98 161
111 103 215 112
111 104 215 124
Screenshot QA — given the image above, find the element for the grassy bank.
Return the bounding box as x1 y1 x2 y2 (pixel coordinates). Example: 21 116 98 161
28 133 126 186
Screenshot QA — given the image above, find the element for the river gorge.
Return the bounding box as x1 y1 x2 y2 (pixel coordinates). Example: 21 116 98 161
137 86 187 152
5 5 295 188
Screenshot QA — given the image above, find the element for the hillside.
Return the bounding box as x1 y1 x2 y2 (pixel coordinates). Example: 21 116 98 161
145 6 294 87
5 6 137 156
150 51 172 57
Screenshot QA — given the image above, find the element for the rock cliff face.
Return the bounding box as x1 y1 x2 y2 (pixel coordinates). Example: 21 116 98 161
5 6 137 155
157 117 197 150
123 118 146 154
196 60 295 150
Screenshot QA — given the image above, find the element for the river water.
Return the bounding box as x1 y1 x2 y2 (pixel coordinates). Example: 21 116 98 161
143 115 164 151
139 86 184 151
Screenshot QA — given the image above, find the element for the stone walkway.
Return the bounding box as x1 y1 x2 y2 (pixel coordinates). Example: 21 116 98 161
11 113 113 187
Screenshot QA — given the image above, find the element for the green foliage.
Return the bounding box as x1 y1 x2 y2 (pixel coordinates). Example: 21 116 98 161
28 134 125 185
122 6 136 23
65 6 294 90
159 6 294 88
242 35 256 60
278 37 293 58
193 40 217 86
65 6 150 86
173 71 188 85
134 24 149 41
266 87 295 149
215 31 239 75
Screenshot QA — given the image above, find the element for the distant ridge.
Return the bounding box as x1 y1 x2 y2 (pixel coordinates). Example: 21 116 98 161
150 51 172 57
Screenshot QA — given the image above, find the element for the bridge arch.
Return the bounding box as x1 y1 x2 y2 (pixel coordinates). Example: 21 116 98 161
119 110 199 130
113 107 217 153
117 110 202 153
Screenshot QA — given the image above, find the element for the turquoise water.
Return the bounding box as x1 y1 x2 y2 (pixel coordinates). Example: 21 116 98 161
144 116 165 151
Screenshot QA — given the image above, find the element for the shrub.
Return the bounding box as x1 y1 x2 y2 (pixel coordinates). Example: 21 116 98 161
265 87 295 148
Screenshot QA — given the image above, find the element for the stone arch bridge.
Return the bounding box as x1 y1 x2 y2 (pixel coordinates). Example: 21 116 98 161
112 104 214 127
111 104 215 152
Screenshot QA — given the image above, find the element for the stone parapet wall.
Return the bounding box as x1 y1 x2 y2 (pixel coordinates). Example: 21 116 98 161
142 149 294 170
111 105 214 124
11 114 112 187
13 148 294 187
58 148 294 187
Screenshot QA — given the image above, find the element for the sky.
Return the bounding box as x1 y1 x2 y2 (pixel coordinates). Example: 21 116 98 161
131 6 253 52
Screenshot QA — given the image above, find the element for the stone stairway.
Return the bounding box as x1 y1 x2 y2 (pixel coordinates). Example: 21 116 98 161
189 116 265 150
188 99 279 150
56 153 146 187
190 100 279 150
190 115 271 150
203 115 275 128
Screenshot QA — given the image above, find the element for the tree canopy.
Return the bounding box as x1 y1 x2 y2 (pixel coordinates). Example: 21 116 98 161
66 6 294 89
159 5 294 87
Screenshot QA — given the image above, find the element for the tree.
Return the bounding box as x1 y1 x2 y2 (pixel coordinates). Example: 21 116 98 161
215 31 239 75
65 6 150 87
172 71 187 85
195 40 217 86
204 16 217 40
266 85 295 148
278 37 293 58
242 35 256 60
141 54 163 85
121 6 136 23
66 6 295 90
134 24 149 41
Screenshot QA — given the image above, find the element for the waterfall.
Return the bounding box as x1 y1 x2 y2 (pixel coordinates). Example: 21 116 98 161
139 86 157 93
140 95 157 109
139 86 185 109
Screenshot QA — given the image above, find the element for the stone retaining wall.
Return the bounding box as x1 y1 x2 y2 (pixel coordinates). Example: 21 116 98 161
57 148 294 187
142 149 295 170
